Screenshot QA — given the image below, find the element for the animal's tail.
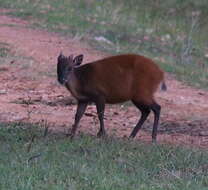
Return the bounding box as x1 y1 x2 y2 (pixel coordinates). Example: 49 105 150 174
161 80 167 91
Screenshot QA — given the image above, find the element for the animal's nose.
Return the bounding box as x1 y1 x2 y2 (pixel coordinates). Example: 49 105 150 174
58 77 66 85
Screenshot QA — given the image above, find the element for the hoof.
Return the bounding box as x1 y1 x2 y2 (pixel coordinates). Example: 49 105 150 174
128 137 133 141
152 138 157 144
97 131 106 138
66 132 75 140
66 133 70 137
128 135 134 139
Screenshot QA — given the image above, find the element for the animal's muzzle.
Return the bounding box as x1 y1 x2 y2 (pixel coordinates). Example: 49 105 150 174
58 77 67 85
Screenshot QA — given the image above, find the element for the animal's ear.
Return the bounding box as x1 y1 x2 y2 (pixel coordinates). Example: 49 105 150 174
58 51 65 61
73 54 84 66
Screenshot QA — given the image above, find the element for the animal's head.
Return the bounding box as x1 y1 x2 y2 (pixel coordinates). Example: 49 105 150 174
57 52 83 85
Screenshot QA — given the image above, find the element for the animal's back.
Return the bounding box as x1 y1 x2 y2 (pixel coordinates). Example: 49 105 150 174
78 54 164 104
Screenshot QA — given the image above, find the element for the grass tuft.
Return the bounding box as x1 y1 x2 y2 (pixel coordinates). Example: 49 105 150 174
0 42 10 57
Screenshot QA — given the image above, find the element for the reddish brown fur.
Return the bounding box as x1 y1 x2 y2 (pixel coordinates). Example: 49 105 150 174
57 53 166 141
81 54 164 104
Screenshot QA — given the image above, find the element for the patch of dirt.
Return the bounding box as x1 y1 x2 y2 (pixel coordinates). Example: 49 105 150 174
0 12 208 148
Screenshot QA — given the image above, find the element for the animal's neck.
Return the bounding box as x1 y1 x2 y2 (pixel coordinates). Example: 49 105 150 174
65 71 77 95
65 71 87 100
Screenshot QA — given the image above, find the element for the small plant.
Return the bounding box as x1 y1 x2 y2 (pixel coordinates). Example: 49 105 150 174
0 42 10 57
179 14 200 65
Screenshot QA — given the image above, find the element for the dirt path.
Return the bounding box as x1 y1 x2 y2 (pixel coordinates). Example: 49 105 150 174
0 12 208 148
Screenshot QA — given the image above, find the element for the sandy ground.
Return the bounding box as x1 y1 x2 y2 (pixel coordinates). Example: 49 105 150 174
0 11 208 148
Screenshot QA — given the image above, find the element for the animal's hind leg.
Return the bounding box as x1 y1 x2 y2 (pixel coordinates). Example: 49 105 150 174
95 97 106 137
129 101 151 138
150 102 161 143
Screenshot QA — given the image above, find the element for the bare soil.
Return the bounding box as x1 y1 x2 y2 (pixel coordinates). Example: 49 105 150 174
0 12 208 148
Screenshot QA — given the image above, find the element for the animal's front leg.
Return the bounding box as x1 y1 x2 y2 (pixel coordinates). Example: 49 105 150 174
69 101 88 139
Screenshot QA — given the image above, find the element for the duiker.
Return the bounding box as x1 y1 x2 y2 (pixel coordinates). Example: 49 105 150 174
57 53 166 142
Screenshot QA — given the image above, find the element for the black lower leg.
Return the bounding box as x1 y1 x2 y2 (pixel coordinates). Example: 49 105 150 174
70 101 88 138
150 102 161 142
129 102 150 138
95 97 106 137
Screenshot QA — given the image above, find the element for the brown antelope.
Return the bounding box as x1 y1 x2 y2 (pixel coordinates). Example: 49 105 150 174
57 53 166 142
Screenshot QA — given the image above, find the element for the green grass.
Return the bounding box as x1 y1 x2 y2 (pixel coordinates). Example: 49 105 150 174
0 0 208 88
0 42 10 58
0 42 44 80
0 122 208 190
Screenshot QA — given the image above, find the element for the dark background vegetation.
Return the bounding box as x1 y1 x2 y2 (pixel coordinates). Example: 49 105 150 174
0 0 208 87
